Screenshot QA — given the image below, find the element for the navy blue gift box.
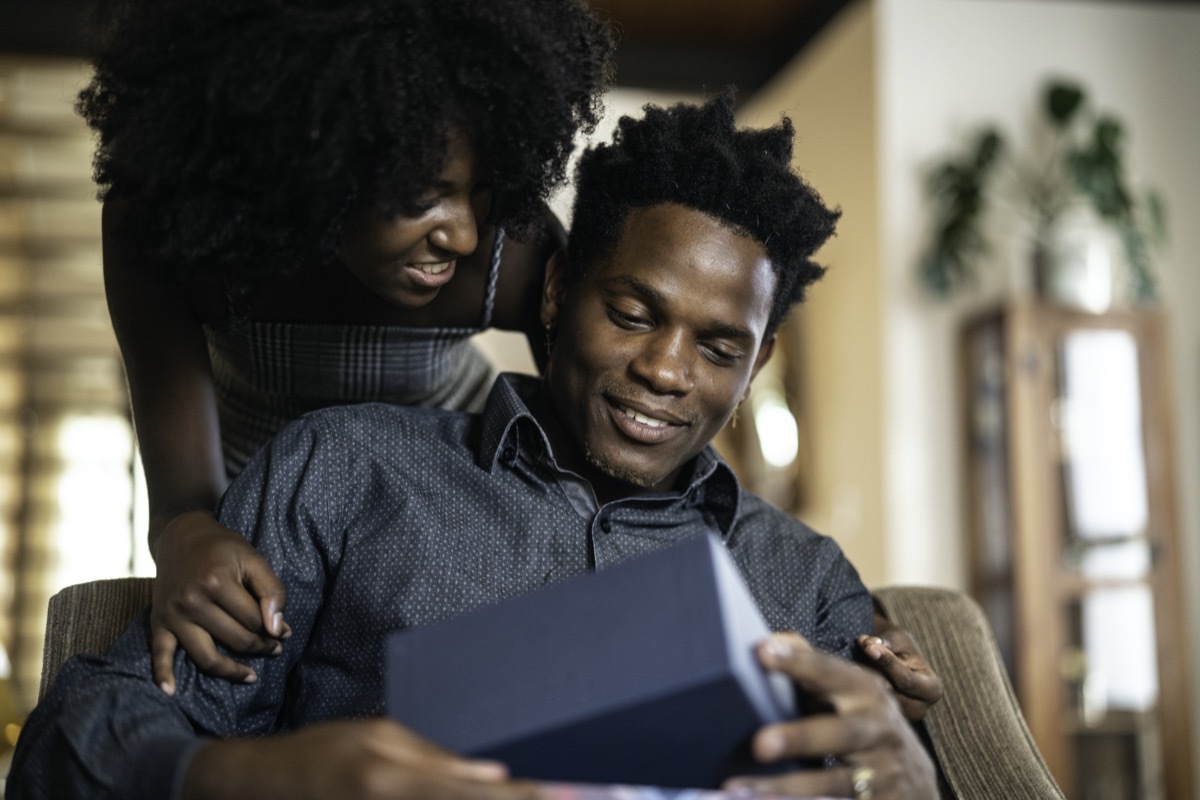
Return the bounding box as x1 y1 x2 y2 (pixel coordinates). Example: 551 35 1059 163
385 533 795 789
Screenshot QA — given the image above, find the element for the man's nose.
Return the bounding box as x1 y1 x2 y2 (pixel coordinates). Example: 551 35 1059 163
629 328 694 395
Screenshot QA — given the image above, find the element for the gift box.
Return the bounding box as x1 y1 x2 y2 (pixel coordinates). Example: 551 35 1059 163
385 533 795 789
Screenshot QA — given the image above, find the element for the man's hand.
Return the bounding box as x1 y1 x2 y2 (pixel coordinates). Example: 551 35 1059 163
724 633 938 799
857 613 944 722
182 719 543 800
152 510 290 693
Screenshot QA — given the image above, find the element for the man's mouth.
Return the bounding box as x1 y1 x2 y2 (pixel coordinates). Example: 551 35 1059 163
617 404 671 428
604 395 691 445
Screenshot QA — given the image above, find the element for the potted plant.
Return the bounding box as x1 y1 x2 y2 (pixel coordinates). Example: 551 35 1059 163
918 79 1167 305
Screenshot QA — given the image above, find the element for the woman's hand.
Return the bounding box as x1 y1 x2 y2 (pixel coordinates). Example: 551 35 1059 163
857 613 944 722
725 633 938 799
151 510 289 693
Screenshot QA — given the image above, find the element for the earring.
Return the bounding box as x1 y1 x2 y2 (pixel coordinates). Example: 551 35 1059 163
730 399 742 429
544 323 554 358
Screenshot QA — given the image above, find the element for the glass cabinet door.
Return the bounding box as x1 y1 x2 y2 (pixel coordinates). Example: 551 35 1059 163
1056 329 1160 800
962 301 1193 800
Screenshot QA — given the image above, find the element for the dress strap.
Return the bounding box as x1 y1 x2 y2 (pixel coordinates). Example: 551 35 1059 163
479 226 504 329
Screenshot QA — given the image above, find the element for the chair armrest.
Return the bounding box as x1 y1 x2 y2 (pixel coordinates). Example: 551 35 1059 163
39 577 155 701
872 586 1066 800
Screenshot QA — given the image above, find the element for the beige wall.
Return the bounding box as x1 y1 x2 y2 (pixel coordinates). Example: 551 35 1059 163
736 4 886 587
875 1 1200 781
739 0 1200 784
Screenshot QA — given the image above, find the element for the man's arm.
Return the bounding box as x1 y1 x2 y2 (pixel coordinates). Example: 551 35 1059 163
8 615 243 799
805 534 944 723
811 539 876 659
181 720 539 800
7 418 343 799
9 632 542 800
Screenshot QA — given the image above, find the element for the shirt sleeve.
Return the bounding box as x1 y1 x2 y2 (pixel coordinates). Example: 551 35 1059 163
5 415 351 800
811 540 875 660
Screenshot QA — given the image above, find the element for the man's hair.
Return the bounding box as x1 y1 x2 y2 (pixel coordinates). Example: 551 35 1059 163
78 0 613 284
567 94 840 336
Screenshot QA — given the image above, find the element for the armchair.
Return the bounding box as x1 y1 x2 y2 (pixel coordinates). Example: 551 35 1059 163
37 579 1065 799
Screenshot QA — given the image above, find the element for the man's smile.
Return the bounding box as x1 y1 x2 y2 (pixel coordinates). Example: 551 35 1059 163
604 395 691 444
618 405 669 428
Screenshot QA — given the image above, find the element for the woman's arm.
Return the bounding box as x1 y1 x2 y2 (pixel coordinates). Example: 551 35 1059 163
103 200 287 692
103 200 227 551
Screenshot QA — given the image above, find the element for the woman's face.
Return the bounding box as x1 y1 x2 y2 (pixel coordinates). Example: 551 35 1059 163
338 131 492 308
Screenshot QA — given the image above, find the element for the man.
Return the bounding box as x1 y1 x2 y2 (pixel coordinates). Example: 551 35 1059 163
8 96 936 800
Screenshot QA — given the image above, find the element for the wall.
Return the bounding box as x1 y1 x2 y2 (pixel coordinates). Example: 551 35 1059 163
877 0 1200 782
736 3 886 587
740 0 1200 786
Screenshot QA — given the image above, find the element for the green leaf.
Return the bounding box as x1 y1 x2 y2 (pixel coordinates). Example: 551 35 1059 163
1120 224 1157 302
1093 116 1124 156
974 128 1004 169
1045 81 1085 127
1144 190 1168 243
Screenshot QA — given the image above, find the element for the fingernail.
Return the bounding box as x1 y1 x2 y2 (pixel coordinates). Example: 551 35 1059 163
271 611 283 635
243 672 257 685
466 760 508 781
764 637 793 661
722 781 757 797
758 729 785 759
271 642 283 656
159 682 175 696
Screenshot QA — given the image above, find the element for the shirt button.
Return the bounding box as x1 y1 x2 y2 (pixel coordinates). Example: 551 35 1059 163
600 518 612 534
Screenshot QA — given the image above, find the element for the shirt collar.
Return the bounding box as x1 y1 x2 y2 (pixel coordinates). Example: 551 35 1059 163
478 374 743 536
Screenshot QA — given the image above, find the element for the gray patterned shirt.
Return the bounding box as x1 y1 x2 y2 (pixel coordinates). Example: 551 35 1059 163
9 374 872 800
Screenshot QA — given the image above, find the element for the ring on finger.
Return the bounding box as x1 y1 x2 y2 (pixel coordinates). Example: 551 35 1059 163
850 764 875 800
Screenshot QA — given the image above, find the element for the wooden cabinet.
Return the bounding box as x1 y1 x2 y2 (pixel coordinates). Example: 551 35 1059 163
961 300 1193 800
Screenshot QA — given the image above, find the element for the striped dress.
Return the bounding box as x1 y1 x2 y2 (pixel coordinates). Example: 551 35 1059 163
203 230 505 479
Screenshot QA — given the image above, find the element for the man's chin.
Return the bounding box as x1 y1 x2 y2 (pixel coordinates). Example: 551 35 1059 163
584 448 661 491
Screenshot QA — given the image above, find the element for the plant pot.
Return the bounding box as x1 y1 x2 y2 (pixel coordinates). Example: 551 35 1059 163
1032 206 1126 313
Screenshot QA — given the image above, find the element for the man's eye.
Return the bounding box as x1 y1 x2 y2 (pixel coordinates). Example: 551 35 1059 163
607 307 650 329
700 343 740 365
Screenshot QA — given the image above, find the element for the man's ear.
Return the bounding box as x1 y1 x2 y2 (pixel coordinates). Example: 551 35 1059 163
540 249 569 329
745 335 777 399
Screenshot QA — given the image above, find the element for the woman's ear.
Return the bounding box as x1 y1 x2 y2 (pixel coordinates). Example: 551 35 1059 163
540 250 568 329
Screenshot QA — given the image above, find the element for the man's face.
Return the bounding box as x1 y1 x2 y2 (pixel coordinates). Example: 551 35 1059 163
542 202 776 497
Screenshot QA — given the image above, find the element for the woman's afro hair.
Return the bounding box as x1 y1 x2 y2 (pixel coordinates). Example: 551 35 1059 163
78 0 614 283
567 93 840 336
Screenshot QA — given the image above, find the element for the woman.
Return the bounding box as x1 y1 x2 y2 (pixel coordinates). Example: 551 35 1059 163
80 0 614 692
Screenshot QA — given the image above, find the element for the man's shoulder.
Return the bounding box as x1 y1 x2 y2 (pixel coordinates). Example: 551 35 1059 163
282 402 478 459
730 489 843 559
734 489 820 536
300 401 471 429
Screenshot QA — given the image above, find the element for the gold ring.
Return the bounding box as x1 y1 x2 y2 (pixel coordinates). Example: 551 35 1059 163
850 764 875 800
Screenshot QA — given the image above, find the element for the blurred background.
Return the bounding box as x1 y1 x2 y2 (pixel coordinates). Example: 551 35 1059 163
1 1 1199 797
